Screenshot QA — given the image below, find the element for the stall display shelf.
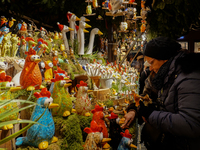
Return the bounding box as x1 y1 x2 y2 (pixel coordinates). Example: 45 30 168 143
83 13 96 16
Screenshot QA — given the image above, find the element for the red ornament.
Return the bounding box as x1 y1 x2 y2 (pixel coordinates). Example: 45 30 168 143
120 129 132 139
76 81 87 88
34 88 51 98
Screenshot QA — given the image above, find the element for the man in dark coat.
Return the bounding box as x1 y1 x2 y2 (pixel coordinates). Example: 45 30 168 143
122 37 200 150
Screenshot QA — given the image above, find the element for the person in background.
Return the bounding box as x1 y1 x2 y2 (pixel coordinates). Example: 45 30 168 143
136 52 151 95
122 37 200 150
135 52 144 74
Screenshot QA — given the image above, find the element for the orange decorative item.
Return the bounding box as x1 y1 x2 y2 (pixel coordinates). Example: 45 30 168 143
93 0 98 8
75 81 92 116
52 51 58 66
20 22 27 32
20 48 44 91
44 60 53 82
83 120 111 150
91 104 108 138
140 20 146 33
0 71 12 83
141 0 145 9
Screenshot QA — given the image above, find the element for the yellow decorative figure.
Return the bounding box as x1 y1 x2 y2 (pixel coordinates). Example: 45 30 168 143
10 34 20 57
60 44 65 51
86 5 92 14
54 32 59 39
8 17 16 28
0 61 21 130
44 60 53 83
51 74 72 117
1 33 11 57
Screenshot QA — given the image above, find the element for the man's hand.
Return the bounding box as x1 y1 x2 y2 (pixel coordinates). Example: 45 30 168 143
121 110 136 128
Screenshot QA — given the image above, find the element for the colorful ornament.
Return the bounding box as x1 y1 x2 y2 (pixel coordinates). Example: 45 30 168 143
93 0 98 8
15 88 59 149
20 48 44 91
75 81 92 116
44 60 53 82
86 5 92 14
120 22 128 31
0 61 21 130
83 120 111 150
57 22 74 52
117 129 137 150
51 74 72 117
140 20 146 33
12 59 25 87
91 104 108 138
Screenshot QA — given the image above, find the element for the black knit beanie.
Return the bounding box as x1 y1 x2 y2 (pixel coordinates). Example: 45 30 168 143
144 37 181 60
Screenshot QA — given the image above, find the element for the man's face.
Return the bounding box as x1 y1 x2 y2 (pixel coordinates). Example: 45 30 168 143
145 56 167 73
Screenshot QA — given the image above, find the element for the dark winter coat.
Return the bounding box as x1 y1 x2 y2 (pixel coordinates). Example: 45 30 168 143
148 52 200 150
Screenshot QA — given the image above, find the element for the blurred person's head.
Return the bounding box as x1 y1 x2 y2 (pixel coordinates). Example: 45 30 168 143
144 37 181 73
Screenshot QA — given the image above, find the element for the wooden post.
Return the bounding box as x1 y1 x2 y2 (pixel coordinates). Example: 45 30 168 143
0 130 12 150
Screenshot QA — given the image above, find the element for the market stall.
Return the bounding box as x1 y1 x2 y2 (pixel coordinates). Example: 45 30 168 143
0 0 150 150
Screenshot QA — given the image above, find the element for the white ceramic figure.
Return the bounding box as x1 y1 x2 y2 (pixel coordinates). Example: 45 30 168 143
12 59 25 87
120 22 128 31
57 22 74 52
86 28 103 54
67 12 80 48
78 21 91 55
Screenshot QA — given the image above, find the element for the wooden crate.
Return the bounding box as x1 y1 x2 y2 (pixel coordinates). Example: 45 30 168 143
113 97 126 106
93 88 110 101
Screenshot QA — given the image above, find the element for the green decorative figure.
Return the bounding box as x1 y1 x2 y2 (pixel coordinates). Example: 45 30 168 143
51 73 72 117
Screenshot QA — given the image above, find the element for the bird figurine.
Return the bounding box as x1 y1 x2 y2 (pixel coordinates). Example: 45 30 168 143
0 61 11 82
117 129 137 150
57 22 74 52
107 112 123 150
38 61 45 82
10 34 20 57
66 12 81 47
18 21 27 36
44 60 53 83
51 74 72 117
1 33 11 57
20 48 44 91
52 50 58 67
19 36 26 58
12 59 25 87
8 17 16 32
25 37 37 53
0 81 21 130
0 16 8 28
15 88 59 149
75 81 93 116
0 61 21 130
83 120 111 150
91 104 109 139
